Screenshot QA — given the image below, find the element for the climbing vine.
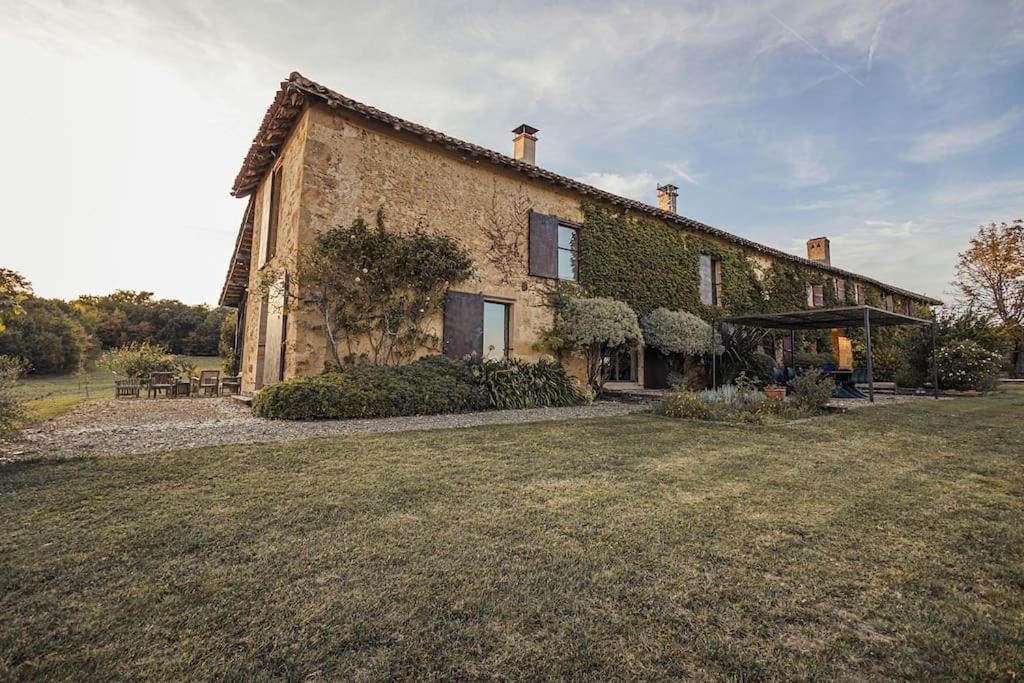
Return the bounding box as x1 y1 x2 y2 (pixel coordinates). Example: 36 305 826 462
577 204 764 318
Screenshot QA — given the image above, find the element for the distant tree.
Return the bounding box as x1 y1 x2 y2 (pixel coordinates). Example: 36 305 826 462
0 298 94 374
954 220 1024 372
0 268 32 334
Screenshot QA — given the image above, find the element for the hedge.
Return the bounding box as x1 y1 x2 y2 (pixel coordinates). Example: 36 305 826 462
252 355 587 420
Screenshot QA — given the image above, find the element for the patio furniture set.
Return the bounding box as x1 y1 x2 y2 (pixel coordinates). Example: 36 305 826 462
113 370 241 399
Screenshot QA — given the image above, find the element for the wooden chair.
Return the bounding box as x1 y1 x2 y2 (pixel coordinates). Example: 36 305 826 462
147 372 176 398
194 370 220 397
220 375 242 395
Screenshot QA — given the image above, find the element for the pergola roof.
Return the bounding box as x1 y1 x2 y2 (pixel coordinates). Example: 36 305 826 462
722 305 933 330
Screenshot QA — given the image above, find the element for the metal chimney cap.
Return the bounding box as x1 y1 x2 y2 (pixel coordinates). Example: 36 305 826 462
512 124 539 135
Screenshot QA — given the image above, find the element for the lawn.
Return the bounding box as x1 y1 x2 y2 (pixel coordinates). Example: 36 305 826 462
13 355 220 421
1 389 1022 680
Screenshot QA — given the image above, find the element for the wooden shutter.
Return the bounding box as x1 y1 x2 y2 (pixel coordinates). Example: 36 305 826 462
257 178 273 268
528 210 559 279
266 167 283 261
262 274 287 386
443 291 484 359
812 285 824 307
699 254 714 305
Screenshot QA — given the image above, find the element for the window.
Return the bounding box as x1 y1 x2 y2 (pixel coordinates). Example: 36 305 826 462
699 254 722 306
557 224 578 280
265 166 283 263
835 278 846 302
601 345 637 382
807 284 824 307
483 301 510 360
885 294 894 312
903 299 913 316
855 283 865 305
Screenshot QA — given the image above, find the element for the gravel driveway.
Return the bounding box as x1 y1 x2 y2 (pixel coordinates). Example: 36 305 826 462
1 398 643 461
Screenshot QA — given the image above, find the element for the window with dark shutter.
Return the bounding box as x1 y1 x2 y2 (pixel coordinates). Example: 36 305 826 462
855 283 865 304
557 225 578 280
885 294 894 312
528 211 559 279
443 291 484 359
835 278 846 302
266 167 283 261
812 284 824 307
699 254 721 306
483 301 510 359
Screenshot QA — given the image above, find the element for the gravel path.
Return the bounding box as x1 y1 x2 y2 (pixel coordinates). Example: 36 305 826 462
1 398 643 461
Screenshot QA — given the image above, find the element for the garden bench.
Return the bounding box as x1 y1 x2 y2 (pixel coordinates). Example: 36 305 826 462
113 377 141 399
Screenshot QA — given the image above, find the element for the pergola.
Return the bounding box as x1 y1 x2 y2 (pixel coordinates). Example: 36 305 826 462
718 305 938 402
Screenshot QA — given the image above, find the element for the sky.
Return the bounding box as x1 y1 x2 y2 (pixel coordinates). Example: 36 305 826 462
2 0 1023 306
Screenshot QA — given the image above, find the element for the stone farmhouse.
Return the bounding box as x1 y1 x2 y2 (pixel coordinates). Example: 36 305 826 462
220 73 940 394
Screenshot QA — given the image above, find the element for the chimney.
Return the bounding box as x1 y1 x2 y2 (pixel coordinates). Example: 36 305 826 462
657 183 679 213
512 124 538 165
806 236 831 265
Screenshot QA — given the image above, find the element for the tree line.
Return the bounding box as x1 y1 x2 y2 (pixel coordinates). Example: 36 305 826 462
0 271 232 375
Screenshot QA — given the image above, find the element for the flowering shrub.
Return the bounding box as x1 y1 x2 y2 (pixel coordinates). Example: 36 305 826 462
790 370 835 412
934 341 1002 391
658 385 803 424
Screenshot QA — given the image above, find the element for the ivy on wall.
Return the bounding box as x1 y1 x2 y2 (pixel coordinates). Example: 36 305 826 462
577 204 764 318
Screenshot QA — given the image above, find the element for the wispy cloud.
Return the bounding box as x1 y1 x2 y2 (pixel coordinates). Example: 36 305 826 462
768 135 837 188
768 10 865 87
576 171 656 201
867 21 883 71
664 161 701 186
902 109 1021 163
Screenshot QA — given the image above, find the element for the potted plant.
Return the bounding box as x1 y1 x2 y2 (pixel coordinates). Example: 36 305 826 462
764 384 786 400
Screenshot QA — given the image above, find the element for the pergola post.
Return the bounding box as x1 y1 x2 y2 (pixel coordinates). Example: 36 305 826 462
864 307 874 403
931 322 939 399
789 330 796 386
711 321 717 389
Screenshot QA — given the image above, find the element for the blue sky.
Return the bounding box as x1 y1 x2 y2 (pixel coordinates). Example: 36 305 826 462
2 0 1022 305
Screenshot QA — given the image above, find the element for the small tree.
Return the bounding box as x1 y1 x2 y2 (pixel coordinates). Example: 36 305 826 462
641 308 718 356
954 220 1024 373
0 354 27 437
268 212 474 367
99 341 179 378
559 297 642 392
218 311 239 375
0 268 32 334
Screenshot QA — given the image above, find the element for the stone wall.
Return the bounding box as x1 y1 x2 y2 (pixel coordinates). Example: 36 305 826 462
238 101 907 391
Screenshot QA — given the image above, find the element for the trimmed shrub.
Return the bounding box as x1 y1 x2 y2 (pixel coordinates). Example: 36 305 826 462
0 355 27 437
99 341 180 378
791 370 834 412
474 358 586 410
558 297 642 391
252 356 487 420
641 308 718 356
934 340 1002 391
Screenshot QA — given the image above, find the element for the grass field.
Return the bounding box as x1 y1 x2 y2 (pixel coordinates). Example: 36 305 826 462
13 355 220 421
1 388 1022 680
